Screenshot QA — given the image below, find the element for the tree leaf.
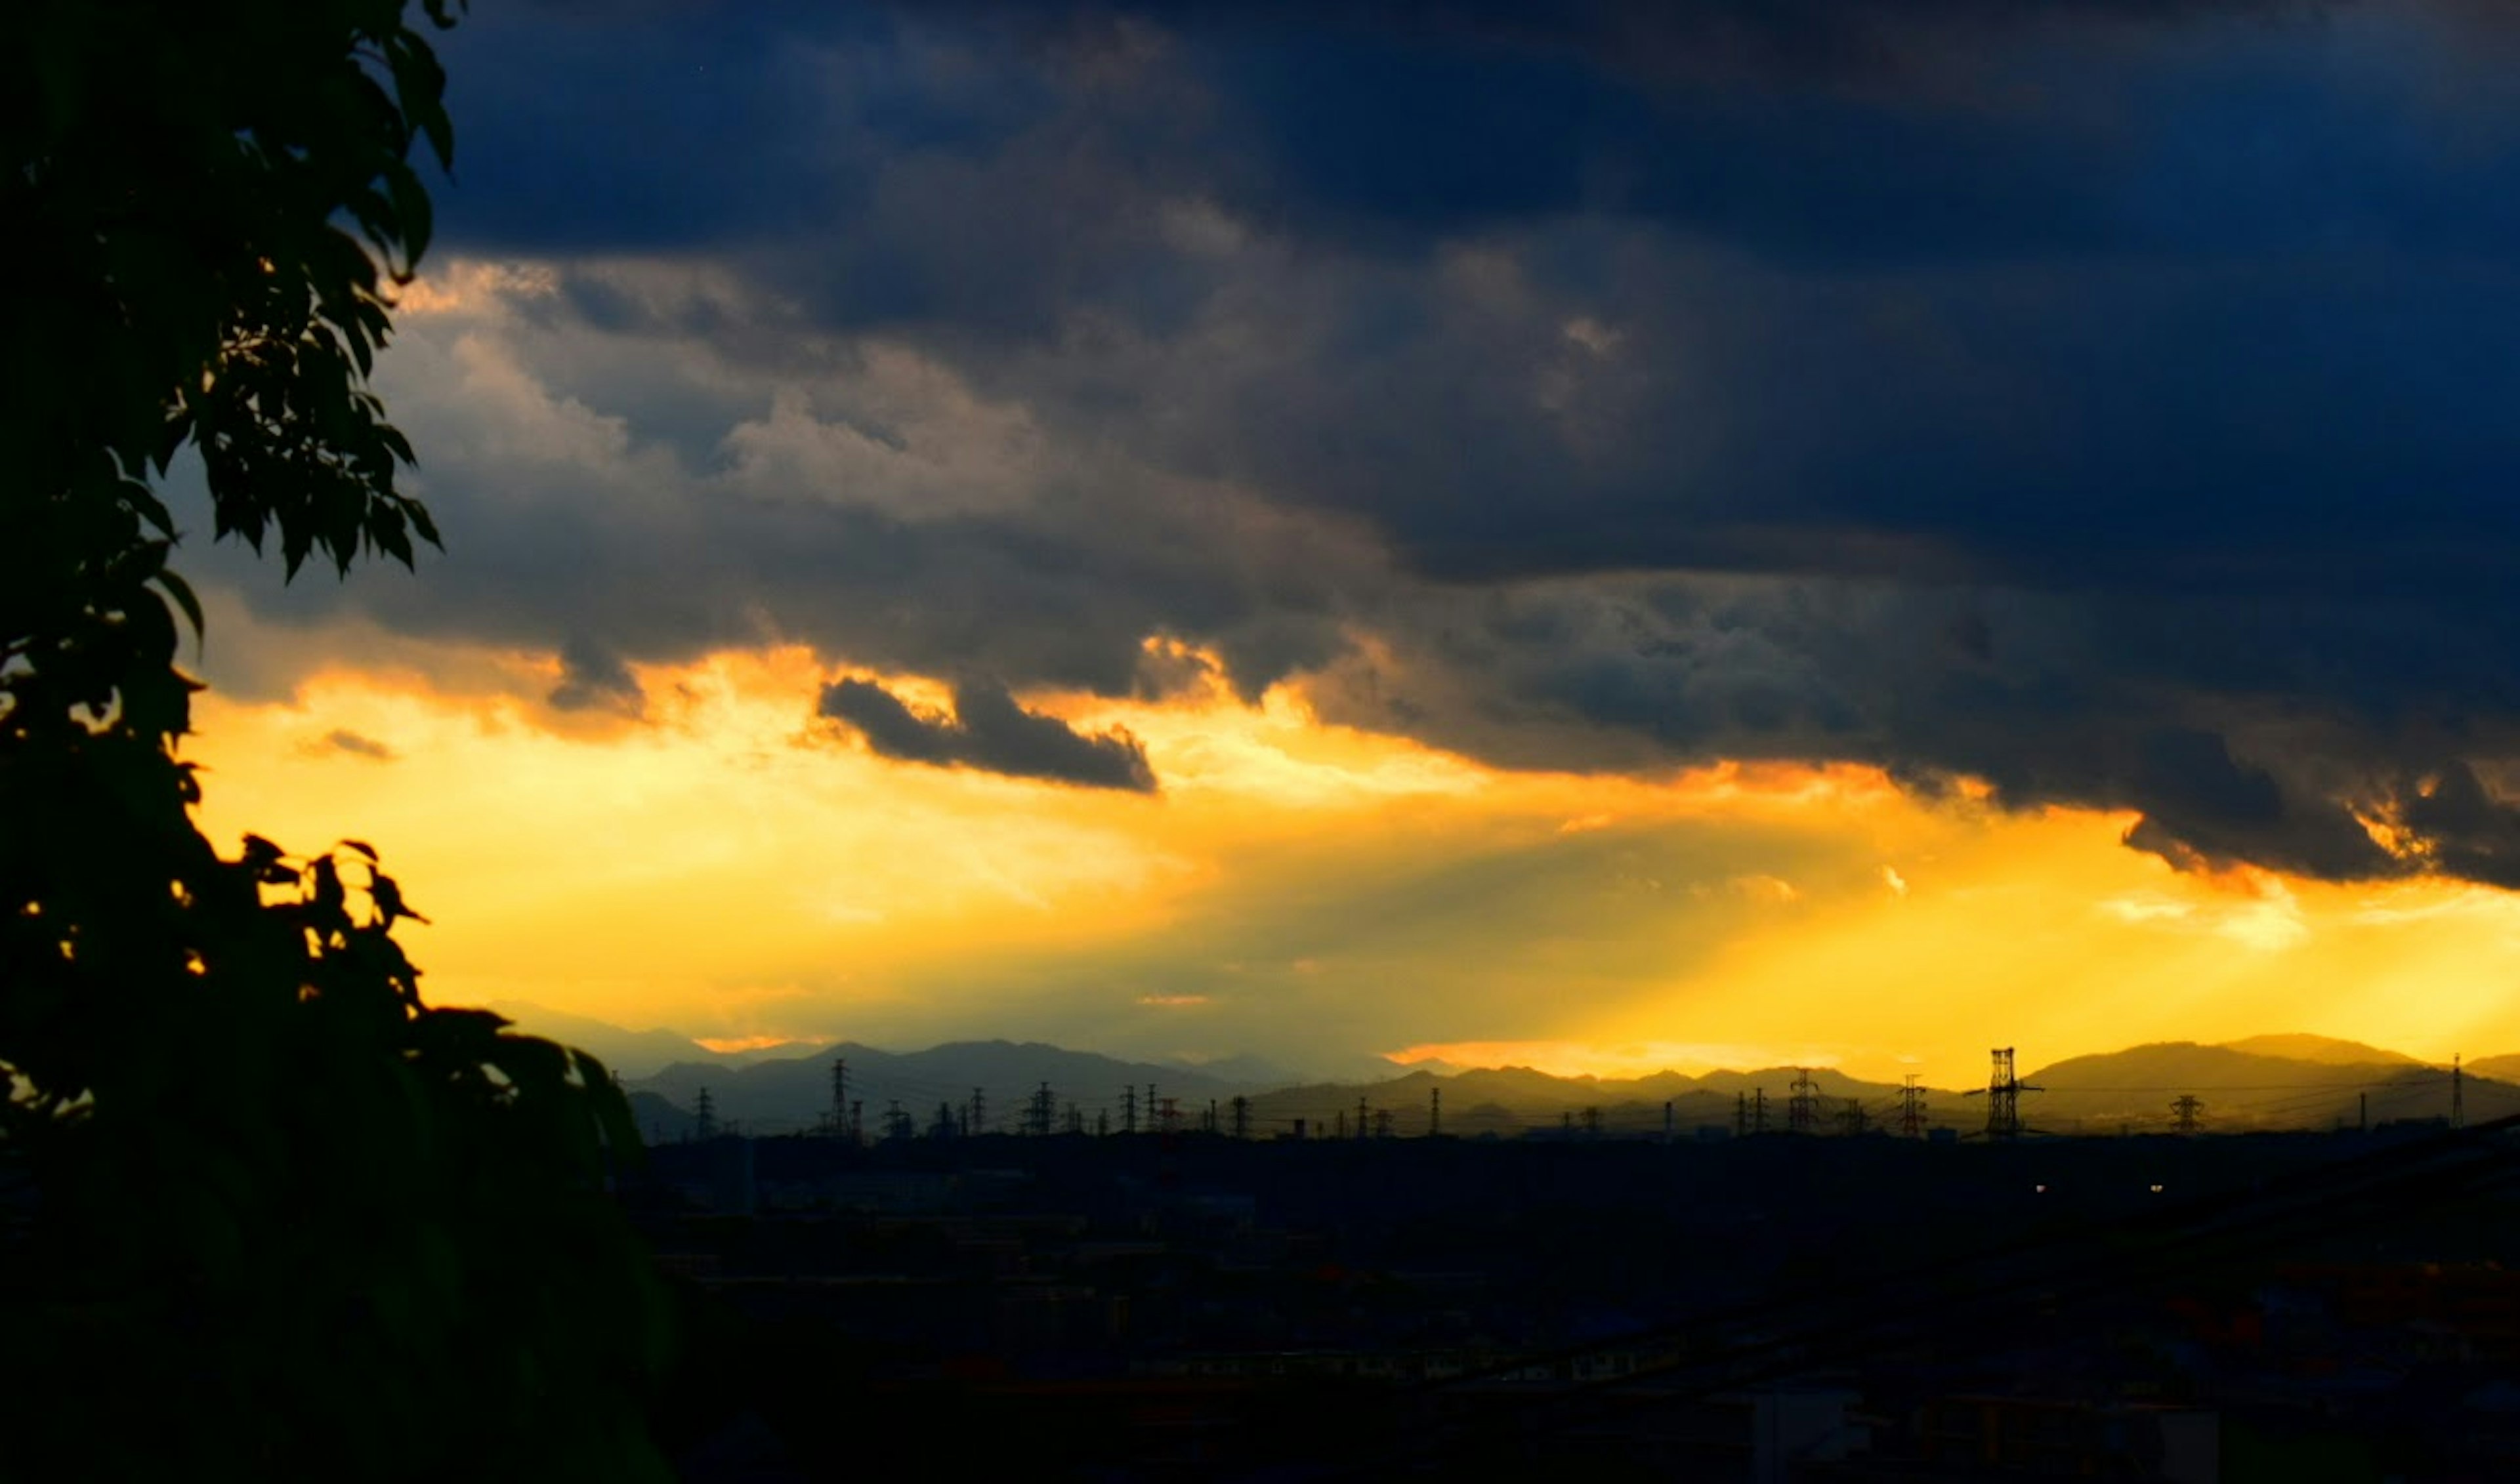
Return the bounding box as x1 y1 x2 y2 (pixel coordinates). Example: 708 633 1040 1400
154 567 206 656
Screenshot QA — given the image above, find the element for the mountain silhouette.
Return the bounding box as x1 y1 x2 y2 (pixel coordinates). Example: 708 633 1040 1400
526 1008 2518 1140
2466 1052 2520 1082
632 1039 1286 1135
1238 1063 1957 1138
2216 1032 2422 1066
2021 1041 2490 1132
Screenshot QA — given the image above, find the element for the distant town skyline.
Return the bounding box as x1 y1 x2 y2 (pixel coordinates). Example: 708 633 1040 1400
168 3 2520 1092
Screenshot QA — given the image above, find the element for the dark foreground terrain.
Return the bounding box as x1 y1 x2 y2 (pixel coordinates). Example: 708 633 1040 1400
636 1122 2520 1481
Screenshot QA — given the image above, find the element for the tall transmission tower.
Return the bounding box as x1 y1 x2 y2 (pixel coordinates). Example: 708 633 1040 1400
1230 1094 1251 1139
1026 1081 1055 1137
1122 1085 1137 1134
1837 1098 1870 1136
1965 1047 2041 1140
829 1058 849 1140
1429 1087 1442 1139
1788 1069 1820 1134
1896 1075 1927 1139
694 1086 717 1142
968 1086 986 1136
2171 1094 2204 1136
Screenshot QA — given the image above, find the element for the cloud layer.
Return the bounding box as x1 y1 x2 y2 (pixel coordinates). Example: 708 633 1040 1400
170 0 2520 886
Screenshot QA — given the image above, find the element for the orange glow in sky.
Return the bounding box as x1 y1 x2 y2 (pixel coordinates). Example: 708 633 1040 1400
181 611 2520 1088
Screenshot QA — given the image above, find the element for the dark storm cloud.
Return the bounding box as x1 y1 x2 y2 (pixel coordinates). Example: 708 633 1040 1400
1297 574 2520 886
186 0 2520 888
547 635 646 715
319 730 396 762
1319 255 2520 593
428 0 2520 587
2397 762 2520 890
433 1 2520 274
818 677 1158 792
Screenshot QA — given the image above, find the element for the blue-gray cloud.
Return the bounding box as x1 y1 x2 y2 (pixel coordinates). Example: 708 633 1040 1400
547 634 646 715
819 676 1158 792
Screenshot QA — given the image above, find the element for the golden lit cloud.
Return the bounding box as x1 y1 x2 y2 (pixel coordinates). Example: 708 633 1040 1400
692 1034 829 1055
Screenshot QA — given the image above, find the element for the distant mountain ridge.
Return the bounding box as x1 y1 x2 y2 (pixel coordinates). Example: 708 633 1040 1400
499 1008 2515 1139
2020 1041 2479 1132
484 1000 810 1080
2217 1033 2421 1067
1238 1063 1946 1139
633 1039 1282 1135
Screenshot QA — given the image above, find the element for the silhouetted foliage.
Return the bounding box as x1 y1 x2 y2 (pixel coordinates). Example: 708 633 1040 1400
2 3 672 1476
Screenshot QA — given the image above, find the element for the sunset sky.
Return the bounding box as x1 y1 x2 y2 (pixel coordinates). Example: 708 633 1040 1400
164 1 2520 1087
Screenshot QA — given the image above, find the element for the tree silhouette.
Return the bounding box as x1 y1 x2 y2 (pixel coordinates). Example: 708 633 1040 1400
3 3 671 1477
